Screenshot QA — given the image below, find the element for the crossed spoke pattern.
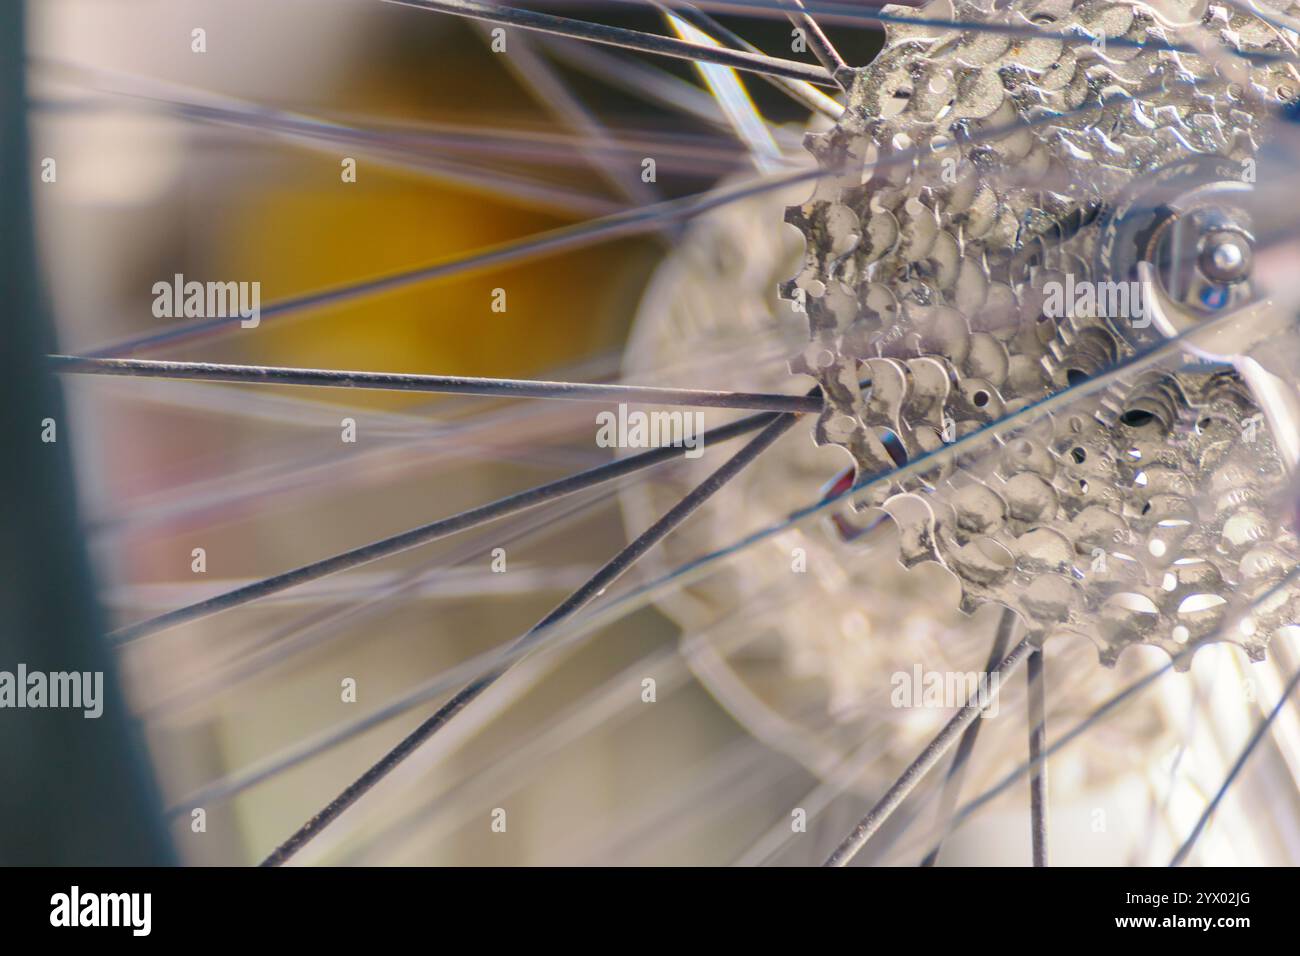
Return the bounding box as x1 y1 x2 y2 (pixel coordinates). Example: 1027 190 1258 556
36 0 1300 867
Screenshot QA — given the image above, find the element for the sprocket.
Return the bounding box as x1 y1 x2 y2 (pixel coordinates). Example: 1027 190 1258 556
783 0 1300 667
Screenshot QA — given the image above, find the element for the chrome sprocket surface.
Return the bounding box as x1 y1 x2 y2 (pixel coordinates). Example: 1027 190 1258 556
621 176 1166 794
784 0 1300 667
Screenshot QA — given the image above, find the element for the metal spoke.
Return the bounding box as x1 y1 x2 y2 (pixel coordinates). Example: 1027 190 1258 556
107 409 786 646
538 37 772 131
259 400 804 865
158 493 814 818
140 367 1300 849
656 1 844 118
773 0 853 88
1170 661 1300 866
199 243 1289 767
28 0 1300 873
948 664 1177 850
32 62 627 216
140 482 614 720
920 608 1015 866
38 0 1289 868
147 362 892 821
347 595 792 865
84 70 1215 358
570 737 795 866
383 0 838 86
38 66 765 181
481 25 661 208
84 165 821 357
662 11 785 173
50 355 822 412
1027 646 1048 867
87 337 794 543
938 569 1300 857
824 636 1034 867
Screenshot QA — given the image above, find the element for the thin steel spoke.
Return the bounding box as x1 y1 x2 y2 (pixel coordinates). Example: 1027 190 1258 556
37 46 803 153
157 494 628 817
107 410 786 646
178 96 759 172
116 566 594 610
823 637 1034 867
348 596 790 864
1247 641 1300 811
661 11 784 172
157 321 1274 835
1169 660 1300 866
1130 689 1199 866
91 390 601 540
733 725 891 866
273 257 1298 784
50 355 821 412
41 74 761 174
1027 646 1048 867
87 336 793 542
131 228 1279 713
85 70 1217 358
949 664 1177 848
353 641 688 862
34 61 624 216
311 620 607 865
939 567 1300 857
657 1 844 118
481 25 661 209
259 401 804 866
920 608 1015 867
773 0 853 89
33 0 1297 872
383 0 838 86
94 55 1258 842
154 383 865 819
141 483 613 720
569 737 795 866
85 165 821 357
538 37 749 130
168 484 865 823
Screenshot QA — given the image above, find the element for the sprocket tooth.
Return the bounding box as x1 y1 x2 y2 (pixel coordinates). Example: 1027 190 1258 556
784 0 1300 668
